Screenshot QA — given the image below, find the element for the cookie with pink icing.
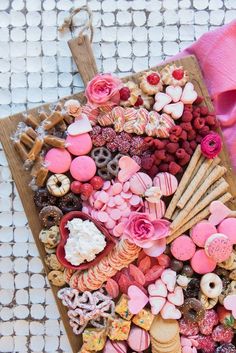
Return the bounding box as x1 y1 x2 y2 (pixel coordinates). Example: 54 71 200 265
153 172 178 196
103 339 127 353
44 148 72 173
218 218 236 244
205 233 233 263
171 235 196 261
143 200 166 220
70 156 96 182
190 249 216 275
66 133 92 156
190 221 217 247
129 172 152 196
127 326 150 352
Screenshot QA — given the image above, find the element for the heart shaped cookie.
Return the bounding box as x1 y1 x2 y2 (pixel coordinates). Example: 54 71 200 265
161 269 176 292
166 85 182 102
149 296 166 315
161 301 181 320
209 201 231 225
163 102 184 120
118 156 140 183
153 92 172 112
181 82 197 104
148 279 168 297
128 285 149 314
167 286 184 306
224 294 236 319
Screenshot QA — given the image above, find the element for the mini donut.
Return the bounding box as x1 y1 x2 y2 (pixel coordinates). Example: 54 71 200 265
58 192 82 213
200 273 223 299
33 188 57 209
47 174 70 197
39 206 63 228
199 291 218 309
180 298 205 323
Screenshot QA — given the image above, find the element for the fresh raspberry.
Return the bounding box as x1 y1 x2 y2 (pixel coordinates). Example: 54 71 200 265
144 136 154 147
212 325 234 343
132 155 141 166
169 125 183 136
194 96 204 105
169 134 179 143
193 110 200 118
179 130 188 141
194 334 216 353
165 153 175 163
154 158 161 166
184 104 193 111
148 165 159 178
154 149 166 160
159 163 169 172
199 125 210 136
216 343 236 353
92 134 106 147
180 122 193 131
119 131 132 142
196 134 203 143
205 115 217 126
141 156 154 170
172 68 184 80
199 309 219 335
119 87 130 101
185 147 193 155
182 141 190 150
134 95 144 107
169 161 182 175
178 154 190 166
166 142 179 154
179 317 199 336
193 117 205 129
176 148 186 159
153 139 166 149
193 107 201 114
147 72 160 85
102 127 117 142
190 140 197 150
182 111 193 122
106 141 118 152
187 129 197 141
200 106 209 116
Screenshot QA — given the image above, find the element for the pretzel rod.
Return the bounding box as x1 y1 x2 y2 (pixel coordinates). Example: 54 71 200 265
24 114 39 129
20 132 35 148
203 156 221 178
190 154 205 180
172 178 229 232
13 141 28 162
167 192 233 243
25 127 37 140
44 135 66 148
165 145 202 219
27 138 44 162
43 111 64 131
171 209 179 220
171 165 227 230
177 157 214 209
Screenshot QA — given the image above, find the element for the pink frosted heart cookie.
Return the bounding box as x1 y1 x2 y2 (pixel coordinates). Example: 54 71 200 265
153 172 178 196
163 101 184 120
209 201 231 225
171 235 196 261
44 148 72 173
148 279 168 298
191 249 216 274
153 92 172 112
66 133 92 156
190 221 217 247
205 233 232 263
118 156 140 183
161 269 176 292
70 156 96 182
167 286 184 306
181 82 198 104
166 85 182 102
161 301 181 320
67 114 92 135
224 294 236 319
128 285 149 314
218 218 236 244
103 339 127 353
128 327 150 352
129 172 152 196
143 200 166 220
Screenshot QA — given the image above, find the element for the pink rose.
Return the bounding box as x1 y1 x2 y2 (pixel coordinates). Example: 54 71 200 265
123 212 170 257
85 74 122 108
64 99 82 118
201 132 222 159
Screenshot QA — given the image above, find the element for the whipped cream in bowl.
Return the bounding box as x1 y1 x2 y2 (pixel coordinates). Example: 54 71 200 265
56 211 116 270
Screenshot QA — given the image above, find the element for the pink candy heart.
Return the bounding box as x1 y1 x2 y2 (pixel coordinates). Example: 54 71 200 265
118 156 140 183
167 286 184 306
181 82 197 104
148 279 167 297
209 201 231 225
166 85 182 102
163 102 184 120
161 269 176 292
224 294 236 319
128 285 149 314
153 92 172 112
149 296 166 315
161 301 181 320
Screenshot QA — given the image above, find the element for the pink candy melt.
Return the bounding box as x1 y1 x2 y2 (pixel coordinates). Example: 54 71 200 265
44 148 72 173
171 235 196 261
66 133 92 156
128 326 150 351
218 218 236 244
70 156 96 182
190 221 217 247
190 249 216 274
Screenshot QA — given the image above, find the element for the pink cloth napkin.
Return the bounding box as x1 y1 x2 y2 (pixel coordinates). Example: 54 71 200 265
165 20 236 170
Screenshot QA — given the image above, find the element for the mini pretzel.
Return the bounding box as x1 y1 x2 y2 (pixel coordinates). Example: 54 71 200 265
107 154 124 177
97 168 112 181
91 147 112 168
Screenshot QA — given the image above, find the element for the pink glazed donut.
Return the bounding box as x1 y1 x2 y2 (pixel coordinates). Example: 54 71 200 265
70 156 96 182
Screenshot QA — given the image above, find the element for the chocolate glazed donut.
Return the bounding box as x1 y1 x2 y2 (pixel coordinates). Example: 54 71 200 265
58 193 82 213
34 188 57 209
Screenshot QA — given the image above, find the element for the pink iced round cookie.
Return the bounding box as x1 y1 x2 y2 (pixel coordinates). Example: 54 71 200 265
44 148 72 173
129 172 152 196
190 249 216 274
190 221 217 247
205 233 233 263
128 326 150 351
218 218 236 244
66 133 92 156
103 339 127 353
143 200 166 220
171 235 196 261
70 156 96 182
153 172 178 196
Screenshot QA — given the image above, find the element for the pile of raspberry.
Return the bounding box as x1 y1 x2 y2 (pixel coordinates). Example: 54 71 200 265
142 99 220 177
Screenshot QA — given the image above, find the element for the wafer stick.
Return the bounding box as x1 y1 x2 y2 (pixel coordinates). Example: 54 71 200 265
167 192 233 243
165 145 202 219
190 154 205 180
203 156 221 178
177 158 213 209
171 165 226 230
43 111 64 131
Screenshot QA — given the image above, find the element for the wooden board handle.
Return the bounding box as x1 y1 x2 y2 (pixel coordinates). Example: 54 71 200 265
68 34 98 85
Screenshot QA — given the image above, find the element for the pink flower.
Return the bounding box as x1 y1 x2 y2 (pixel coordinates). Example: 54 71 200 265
85 74 122 108
201 132 222 159
123 212 170 257
64 99 82 118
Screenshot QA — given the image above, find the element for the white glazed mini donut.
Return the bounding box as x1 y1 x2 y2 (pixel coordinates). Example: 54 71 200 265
47 173 70 197
200 273 223 299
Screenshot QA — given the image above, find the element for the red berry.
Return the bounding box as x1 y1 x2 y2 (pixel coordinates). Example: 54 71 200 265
185 147 194 155
190 140 197 150
119 87 130 101
146 72 160 85
194 96 204 105
154 158 161 166
166 142 179 154
199 125 210 136
200 106 209 116
148 165 159 178
184 104 193 111
169 161 182 175
178 154 191 166
180 122 192 131
165 153 175 163
196 134 203 143
70 181 82 194
193 107 201 114
187 129 197 141
153 139 165 149
172 68 184 80
80 183 93 199
193 117 205 129
169 134 179 143
159 163 169 172
193 111 200 118
134 95 143 107
182 111 193 122
141 156 154 170
90 176 104 190
179 130 187 141
206 115 217 126
182 141 190 150
169 125 182 136
176 148 186 159
154 149 166 160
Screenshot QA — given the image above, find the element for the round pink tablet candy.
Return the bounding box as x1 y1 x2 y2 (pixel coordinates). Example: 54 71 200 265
112 183 123 195
97 211 108 223
190 221 217 247
218 218 236 244
70 156 96 182
44 148 72 173
128 327 150 351
153 172 178 196
110 209 121 221
190 249 216 274
66 133 92 156
129 172 152 196
103 339 127 353
171 235 196 261
143 200 166 220
205 233 233 263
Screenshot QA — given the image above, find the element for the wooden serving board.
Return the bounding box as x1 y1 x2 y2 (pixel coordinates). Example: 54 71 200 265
0 39 236 353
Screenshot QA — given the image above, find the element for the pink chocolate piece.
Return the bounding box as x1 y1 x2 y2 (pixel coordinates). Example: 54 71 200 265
190 249 216 274
143 200 166 221
105 218 116 229
112 183 123 195
114 195 123 205
123 181 130 192
171 235 196 261
129 195 141 206
66 133 92 156
153 172 178 196
97 211 109 223
129 172 152 196
103 181 111 190
218 218 236 244
205 233 233 262
103 339 127 353
190 221 217 247
110 209 121 221
70 156 96 182
127 326 150 351
113 222 125 237
98 191 109 203
44 148 72 173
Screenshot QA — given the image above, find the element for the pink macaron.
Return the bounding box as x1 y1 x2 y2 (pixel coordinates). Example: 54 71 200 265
128 326 150 352
44 148 72 173
153 172 178 196
190 249 216 275
66 133 92 156
171 235 196 261
190 221 217 247
218 218 236 244
129 172 152 196
70 156 96 182
205 233 233 263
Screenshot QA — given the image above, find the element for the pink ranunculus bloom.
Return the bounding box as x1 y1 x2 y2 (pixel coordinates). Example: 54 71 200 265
200 132 222 159
123 212 170 257
64 99 82 118
85 73 122 108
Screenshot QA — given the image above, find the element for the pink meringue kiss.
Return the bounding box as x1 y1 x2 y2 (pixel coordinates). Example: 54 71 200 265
200 132 222 159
